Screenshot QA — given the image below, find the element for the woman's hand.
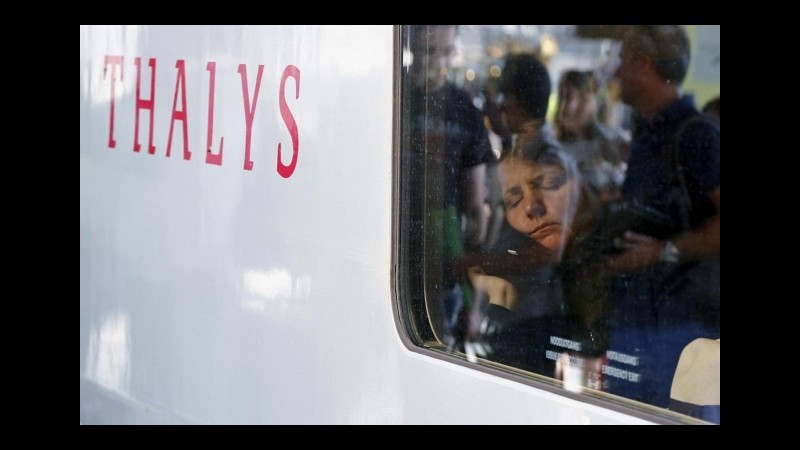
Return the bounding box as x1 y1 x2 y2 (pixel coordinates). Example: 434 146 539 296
467 266 518 311
609 231 663 271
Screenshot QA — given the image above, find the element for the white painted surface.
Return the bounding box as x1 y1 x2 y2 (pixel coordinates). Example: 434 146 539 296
80 25 651 424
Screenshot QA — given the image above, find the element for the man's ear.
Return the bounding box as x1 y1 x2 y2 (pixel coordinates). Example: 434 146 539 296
633 52 657 82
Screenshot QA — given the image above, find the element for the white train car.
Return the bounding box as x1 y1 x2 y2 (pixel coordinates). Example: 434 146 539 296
80 25 719 424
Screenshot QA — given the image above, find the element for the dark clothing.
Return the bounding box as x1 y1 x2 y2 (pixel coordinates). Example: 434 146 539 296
407 83 495 210
406 82 494 287
622 96 720 229
607 96 720 408
490 221 566 319
479 135 611 381
404 81 494 340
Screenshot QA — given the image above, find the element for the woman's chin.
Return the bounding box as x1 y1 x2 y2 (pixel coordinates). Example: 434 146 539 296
537 233 563 252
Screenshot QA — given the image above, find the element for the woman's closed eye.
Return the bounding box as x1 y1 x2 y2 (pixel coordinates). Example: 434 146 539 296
534 173 567 191
504 193 522 209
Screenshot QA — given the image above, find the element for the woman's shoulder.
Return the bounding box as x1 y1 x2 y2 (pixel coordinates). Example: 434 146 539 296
592 122 629 144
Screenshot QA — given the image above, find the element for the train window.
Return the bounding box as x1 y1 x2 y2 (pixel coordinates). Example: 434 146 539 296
396 25 719 423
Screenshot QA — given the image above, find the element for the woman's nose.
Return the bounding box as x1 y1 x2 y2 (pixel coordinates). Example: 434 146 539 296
524 192 545 218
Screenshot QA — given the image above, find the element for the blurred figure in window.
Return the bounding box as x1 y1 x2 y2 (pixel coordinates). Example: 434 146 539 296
469 54 566 323
606 25 720 408
597 78 633 153
467 132 611 384
498 53 553 144
555 70 629 203
500 137 582 256
485 53 558 264
702 96 720 125
463 54 620 390
405 25 495 346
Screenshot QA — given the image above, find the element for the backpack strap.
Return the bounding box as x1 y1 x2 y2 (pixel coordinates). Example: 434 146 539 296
663 114 713 233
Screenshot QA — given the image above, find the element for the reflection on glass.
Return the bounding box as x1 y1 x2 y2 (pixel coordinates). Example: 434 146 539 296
401 25 720 423
86 311 131 394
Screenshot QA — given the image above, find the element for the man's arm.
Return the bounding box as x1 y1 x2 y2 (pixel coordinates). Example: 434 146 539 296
673 186 720 258
460 163 489 250
610 187 719 270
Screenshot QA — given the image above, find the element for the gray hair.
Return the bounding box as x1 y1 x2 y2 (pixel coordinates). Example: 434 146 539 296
628 25 691 85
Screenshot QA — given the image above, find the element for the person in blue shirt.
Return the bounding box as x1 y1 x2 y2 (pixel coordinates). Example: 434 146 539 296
605 25 720 409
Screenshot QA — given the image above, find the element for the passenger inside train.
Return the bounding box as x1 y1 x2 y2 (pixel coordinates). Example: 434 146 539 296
400 25 720 423
554 69 628 203
404 25 494 348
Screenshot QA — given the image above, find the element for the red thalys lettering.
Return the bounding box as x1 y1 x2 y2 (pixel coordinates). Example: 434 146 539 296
277 65 300 178
133 57 157 155
238 64 264 171
104 56 301 177
166 60 191 160
205 62 224 166
103 55 124 149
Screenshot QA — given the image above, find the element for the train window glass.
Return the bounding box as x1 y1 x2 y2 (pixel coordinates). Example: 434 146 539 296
397 25 719 423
